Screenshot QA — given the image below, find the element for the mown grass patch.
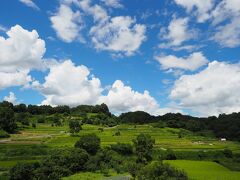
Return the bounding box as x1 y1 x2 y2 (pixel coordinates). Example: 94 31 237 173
164 160 240 180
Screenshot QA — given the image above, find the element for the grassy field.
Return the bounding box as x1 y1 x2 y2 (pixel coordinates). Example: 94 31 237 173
62 172 130 180
164 160 240 180
1 123 240 179
3 123 239 151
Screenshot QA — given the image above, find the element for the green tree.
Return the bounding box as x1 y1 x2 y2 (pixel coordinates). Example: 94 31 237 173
137 161 187 180
0 107 17 133
133 133 155 164
75 134 100 155
9 162 39 180
69 120 82 134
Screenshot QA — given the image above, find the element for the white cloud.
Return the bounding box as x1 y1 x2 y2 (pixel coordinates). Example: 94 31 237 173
101 0 123 8
99 80 162 115
155 52 208 71
4 92 18 104
0 25 46 72
90 16 146 56
38 60 102 107
0 71 31 90
50 4 85 43
170 61 240 116
210 0 240 48
37 59 176 115
159 17 196 49
0 25 7 32
213 17 240 48
174 0 214 22
19 0 40 10
0 25 45 89
66 0 109 23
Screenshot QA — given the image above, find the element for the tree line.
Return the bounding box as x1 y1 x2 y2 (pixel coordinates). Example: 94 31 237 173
1 101 240 141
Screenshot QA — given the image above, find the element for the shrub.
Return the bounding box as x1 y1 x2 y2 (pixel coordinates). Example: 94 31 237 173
137 161 187 180
166 149 177 160
69 120 82 134
9 162 40 180
223 149 233 158
0 129 10 138
75 134 100 155
133 133 155 164
110 143 133 155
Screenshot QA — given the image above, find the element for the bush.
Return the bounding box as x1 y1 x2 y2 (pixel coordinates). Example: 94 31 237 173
37 116 45 123
110 143 133 155
0 129 10 138
133 133 155 164
9 162 40 180
137 161 187 180
223 149 233 158
75 134 100 155
69 120 82 134
166 149 177 160
31 148 89 180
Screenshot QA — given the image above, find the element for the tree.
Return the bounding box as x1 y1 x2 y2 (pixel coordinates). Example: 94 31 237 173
15 112 30 126
137 161 187 180
0 107 17 133
9 162 39 180
75 134 100 155
14 103 27 113
69 120 82 134
120 111 154 124
133 133 155 164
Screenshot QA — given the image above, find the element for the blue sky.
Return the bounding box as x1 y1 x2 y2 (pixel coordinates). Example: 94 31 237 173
0 0 240 117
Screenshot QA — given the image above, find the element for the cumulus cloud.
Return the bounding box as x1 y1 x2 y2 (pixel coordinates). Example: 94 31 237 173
174 0 214 22
57 0 145 56
170 61 240 116
4 92 18 104
210 0 240 48
50 4 85 43
38 60 103 107
101 0 123 8
0 25 46 72
155 52 208 71
0 71 31 90
0 25 45 89
37 60 175 115
90 16 146 56
19 0 40 10
159 17 196 49
99 80 162 115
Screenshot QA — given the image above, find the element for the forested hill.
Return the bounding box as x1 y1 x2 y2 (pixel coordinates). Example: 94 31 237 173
0 101 240 141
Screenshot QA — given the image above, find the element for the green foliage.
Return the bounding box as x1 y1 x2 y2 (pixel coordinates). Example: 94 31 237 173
110 143 133 155
137 161 187 180
166 149 177 160
0 106 17 133
75 134 100 155
37 116 45 123
120 111 154 124
133 133 155 164
0 129 10 138
223 149 233 158
9 162 40 180
69 120 82 134
15 112 30 126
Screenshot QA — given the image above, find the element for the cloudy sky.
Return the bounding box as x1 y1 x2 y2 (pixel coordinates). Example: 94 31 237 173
0 0 240 116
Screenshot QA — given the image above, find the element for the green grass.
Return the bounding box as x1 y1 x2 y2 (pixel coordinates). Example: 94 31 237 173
62 172 130 180
164 160 240 180
1 122 240 175
0 159 39 168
